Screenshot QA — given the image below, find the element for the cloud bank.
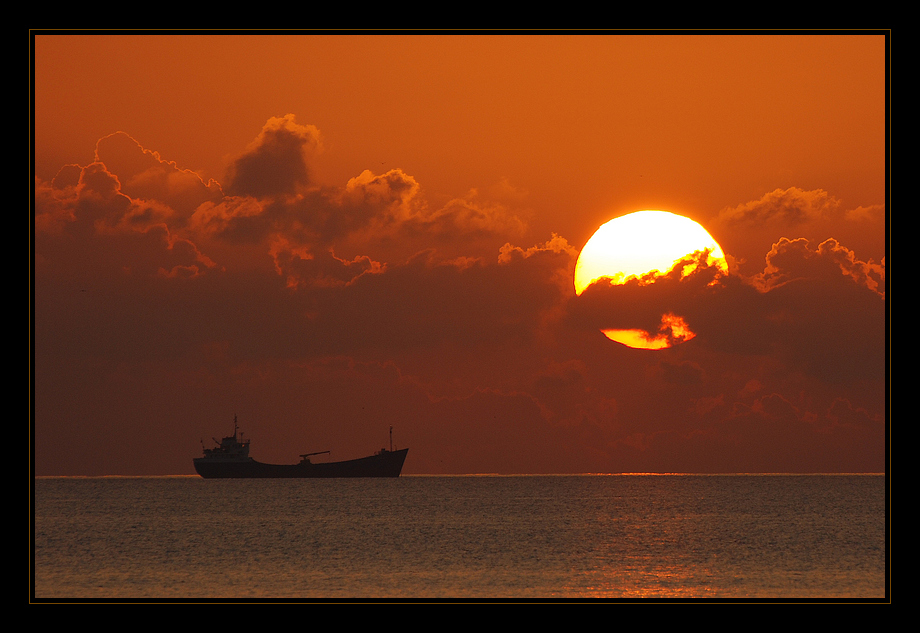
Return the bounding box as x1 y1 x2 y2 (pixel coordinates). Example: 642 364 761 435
33 115 887 475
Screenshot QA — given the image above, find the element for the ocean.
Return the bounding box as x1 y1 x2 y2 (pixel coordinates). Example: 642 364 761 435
32 474 887 601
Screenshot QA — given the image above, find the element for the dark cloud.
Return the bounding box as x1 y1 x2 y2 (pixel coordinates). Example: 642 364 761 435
753 236 885 297
567 237 885 383
94 131 225 218
271 243 385 290
224 114 322 198
717 187 841 227
301 238 575 354
32 116 886 475
711 186 887 278
188 128 525 264
566 251 728 341
35 164 218 282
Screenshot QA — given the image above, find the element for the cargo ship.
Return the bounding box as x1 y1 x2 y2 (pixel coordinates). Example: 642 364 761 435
193 416 408 478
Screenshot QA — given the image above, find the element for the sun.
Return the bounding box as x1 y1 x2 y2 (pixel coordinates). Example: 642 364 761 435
574 210 728 349
574 210 727 295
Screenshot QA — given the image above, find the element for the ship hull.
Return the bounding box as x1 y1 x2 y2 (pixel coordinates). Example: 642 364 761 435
194 448 408 479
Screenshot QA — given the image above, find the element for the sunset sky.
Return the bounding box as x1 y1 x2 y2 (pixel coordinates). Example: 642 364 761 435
32 32 888 475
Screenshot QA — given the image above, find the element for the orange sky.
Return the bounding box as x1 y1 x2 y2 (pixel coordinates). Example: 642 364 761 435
32 31 888 475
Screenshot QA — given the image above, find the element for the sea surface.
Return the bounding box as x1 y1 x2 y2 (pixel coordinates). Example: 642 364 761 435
32 474 887 601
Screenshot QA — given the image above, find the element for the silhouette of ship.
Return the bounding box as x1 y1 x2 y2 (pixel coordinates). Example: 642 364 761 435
194 416 408 478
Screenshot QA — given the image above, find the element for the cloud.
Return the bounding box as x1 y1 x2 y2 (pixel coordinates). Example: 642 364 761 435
740 238 885 382
269 238 385 290
33 115 886 475
300 237 576 354
187 196 271 244
711 186 887 279
34 161 218 283
405 190 528 238
34 118 575 367
342 169 421 221
717 187 841 227
335 174 530 262
224 114 322 198
566 236 885 383
94 131 225 218
753 236 885 297
38 116 535 281
566 251 727 341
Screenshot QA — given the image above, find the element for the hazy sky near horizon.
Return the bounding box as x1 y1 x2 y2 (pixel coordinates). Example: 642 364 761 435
33 33 887 475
